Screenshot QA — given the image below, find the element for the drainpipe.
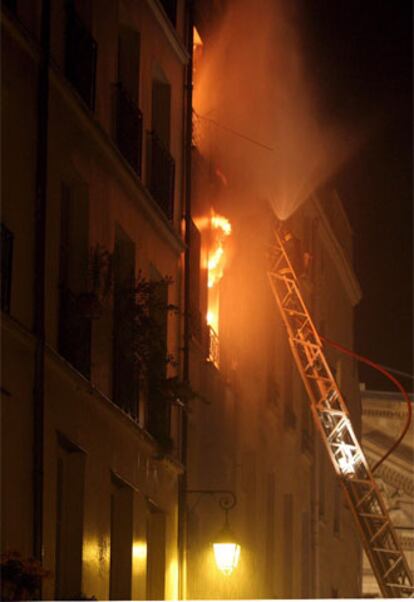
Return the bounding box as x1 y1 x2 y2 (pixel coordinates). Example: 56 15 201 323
178 1 194 599
33 0 50 573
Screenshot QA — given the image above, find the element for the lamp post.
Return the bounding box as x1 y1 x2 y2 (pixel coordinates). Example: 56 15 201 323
186 489 240 576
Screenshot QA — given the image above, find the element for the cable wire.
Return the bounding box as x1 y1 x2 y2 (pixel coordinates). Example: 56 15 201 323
193 110 275 152
320 335 412 473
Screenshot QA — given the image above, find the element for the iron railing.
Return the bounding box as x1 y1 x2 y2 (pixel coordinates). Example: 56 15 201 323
147 131 175 220
208 325 220 367
114 83 143 176
65 5 97 110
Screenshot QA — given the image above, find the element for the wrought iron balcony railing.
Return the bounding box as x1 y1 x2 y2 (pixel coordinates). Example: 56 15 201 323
208 325 220 367
65 5 97 110
114 83 143 176
147 131 175 220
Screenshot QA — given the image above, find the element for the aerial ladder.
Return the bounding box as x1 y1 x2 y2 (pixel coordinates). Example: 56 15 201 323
267 225 414 598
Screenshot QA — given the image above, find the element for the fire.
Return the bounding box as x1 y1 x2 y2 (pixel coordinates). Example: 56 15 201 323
205 211 232 357
207 213 232 289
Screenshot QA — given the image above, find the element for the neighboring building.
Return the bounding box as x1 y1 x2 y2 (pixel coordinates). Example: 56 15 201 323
1 1 190 599
361 387 414 597
185 4 363 596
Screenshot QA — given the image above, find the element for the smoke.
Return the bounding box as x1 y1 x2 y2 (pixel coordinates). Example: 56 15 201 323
193 0 360 220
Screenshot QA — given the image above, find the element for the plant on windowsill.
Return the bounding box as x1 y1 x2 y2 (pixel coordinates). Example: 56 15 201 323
0 551 50 601
120 272 198 455
74 244 113 319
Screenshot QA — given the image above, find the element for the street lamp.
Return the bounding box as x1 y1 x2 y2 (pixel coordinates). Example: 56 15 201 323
187 489 240 575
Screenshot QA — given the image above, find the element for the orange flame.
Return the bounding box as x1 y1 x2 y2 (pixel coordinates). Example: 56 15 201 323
207 214 232 289
205 212 232 337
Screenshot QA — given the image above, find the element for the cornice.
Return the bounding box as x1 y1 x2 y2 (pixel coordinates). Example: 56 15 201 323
314 196 362 307
364 450 414 496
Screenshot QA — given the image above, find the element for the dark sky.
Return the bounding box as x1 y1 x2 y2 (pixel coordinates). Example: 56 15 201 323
300 1 413 392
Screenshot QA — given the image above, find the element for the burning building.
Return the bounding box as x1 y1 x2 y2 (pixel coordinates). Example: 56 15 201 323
2 0 367 599
184 1 363 598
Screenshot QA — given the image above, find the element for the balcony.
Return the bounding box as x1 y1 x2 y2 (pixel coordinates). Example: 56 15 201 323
147 131 175 220
207 325 220 368
65 6 97 110
114 83 143 176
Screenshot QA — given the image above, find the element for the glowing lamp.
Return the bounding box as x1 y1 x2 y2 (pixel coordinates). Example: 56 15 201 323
213 524 241 575
187 489 240 576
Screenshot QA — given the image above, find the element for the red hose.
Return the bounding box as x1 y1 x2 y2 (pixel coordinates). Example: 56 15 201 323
320 334 412 473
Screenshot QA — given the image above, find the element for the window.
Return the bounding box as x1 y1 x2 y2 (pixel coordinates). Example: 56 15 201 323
113 225 138 416
65 1 97 110
1 223 13 314
114 27 143 175
301 511 311 597
283 494 293 597
283 343 296 430
110 475 133 600
58 182 91 378
147 71 174 219
189 219 202 340
318 445 325 519
301 400 314 455
265 474 276 593
55 434 85 600
333 481 341 536
146 504 166 600
147 269 170 447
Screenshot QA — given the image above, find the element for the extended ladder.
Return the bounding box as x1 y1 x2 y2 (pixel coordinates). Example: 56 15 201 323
267 226 414 598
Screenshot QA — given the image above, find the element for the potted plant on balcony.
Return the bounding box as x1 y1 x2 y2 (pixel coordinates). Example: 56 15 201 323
0 551 50 601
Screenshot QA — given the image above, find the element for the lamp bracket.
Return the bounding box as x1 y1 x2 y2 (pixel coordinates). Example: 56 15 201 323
186 489 237 513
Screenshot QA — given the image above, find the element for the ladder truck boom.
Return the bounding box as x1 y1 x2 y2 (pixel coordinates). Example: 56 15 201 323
267 226 414 598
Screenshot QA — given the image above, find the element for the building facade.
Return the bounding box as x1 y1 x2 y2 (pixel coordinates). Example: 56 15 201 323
361 387 414 597
2 1 366 600
2 1 190 599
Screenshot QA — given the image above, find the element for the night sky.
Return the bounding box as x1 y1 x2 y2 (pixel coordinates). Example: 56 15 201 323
300 2 413 392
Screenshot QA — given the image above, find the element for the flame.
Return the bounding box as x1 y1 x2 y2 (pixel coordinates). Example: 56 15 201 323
207 213 232 289
205 212 232 347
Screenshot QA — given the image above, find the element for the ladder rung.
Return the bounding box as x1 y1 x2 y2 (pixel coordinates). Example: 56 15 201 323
370 520 390 543
328 417 347 441
306 375 332 382
286 309 308 318
373 547 402 555
383 556 403 580
356 486 376 509
359 512 387 520
385 583 414 591
292 338 320 349
348 478 373 487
